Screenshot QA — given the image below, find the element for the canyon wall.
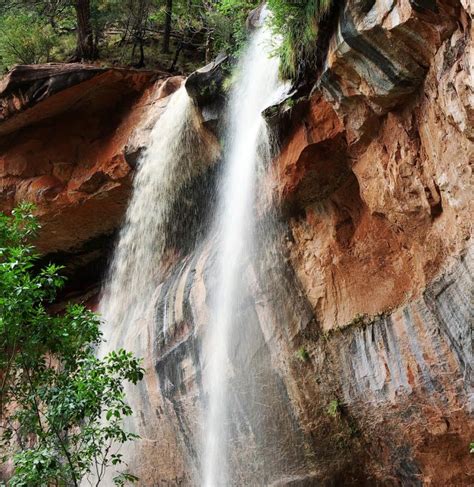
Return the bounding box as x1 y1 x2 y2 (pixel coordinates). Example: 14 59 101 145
0 0 472 485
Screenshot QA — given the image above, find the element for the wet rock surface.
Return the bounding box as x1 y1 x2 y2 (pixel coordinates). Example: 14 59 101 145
185 53 230 132
123 231 472 485
0 65 183 296
0 0 472 484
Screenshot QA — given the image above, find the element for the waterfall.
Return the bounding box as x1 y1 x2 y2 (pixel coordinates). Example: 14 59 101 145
202 15 289 487
100 85 217 353
96 84 218 487
98 10 289 485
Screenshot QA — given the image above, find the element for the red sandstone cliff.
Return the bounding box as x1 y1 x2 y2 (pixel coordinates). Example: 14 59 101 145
0 0 472 485
0 64 184 299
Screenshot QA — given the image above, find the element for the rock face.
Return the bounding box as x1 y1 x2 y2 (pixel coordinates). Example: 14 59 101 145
275 0 472 333
125 226 472 485
129 1 471 484
0 63 183 295
319 0 460 142
0 0 472 485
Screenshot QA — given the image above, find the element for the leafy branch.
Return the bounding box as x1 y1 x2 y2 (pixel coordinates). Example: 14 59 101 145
0 203 144 486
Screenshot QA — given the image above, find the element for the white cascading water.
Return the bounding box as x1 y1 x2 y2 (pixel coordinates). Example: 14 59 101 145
97 84 217 485
100 85 216 351
202 14 289 486
98 11 288 485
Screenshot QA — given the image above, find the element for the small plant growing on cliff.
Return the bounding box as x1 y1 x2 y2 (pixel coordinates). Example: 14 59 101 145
267 0 335 79
296 346 310 362
0 203 144 486
470 441 474 454
327 399 341 418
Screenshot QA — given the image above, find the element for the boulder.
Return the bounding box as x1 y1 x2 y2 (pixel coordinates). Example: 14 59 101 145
185 53 230 130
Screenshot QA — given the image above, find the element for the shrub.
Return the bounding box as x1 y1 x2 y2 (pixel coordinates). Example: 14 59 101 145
296 346 310 362
0 12 57 70
267 0 335 79
327 399 341 417
0 203 144 486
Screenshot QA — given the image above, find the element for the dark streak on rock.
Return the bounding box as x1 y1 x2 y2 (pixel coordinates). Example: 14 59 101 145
340 7 412 89
410 0 438 13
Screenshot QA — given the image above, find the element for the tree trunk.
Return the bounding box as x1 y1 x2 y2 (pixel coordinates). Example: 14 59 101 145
138 40 145 68
169 40 183 71
74 0 96 60
205 31 212 64
162 0 172 54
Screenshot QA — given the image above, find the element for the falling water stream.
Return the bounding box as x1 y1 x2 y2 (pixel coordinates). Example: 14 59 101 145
99 9 289 486
202 15 289 486
97 83 217 485
100 86 216 351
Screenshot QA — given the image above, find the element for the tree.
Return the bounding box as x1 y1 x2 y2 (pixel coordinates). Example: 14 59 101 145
74 0 96 59
0 203 144 486
162 0 173 54
128 0 152 67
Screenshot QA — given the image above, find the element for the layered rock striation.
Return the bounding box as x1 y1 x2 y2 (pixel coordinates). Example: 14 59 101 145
0 0 472 484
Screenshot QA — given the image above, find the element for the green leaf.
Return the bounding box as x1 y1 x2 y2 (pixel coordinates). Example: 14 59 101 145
0 205 143 486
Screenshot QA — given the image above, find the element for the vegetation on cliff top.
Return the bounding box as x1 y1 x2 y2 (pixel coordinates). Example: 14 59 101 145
268 0 335 79
0 203 144 486
0 0 336 80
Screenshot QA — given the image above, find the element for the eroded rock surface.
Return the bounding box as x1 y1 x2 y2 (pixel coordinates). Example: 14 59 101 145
0 0 472 484
276 0 473 333
0 64 183 294
319 0 460 142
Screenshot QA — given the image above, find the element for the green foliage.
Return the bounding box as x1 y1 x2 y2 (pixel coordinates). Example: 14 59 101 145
206 0 336 79
0 203 144 486
267 0 335 79
296 346 310 362
206 0 258 54
0 0 263 72
327 399 341 418
470 442 474 454
0 0 336 78
0 12 57 70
